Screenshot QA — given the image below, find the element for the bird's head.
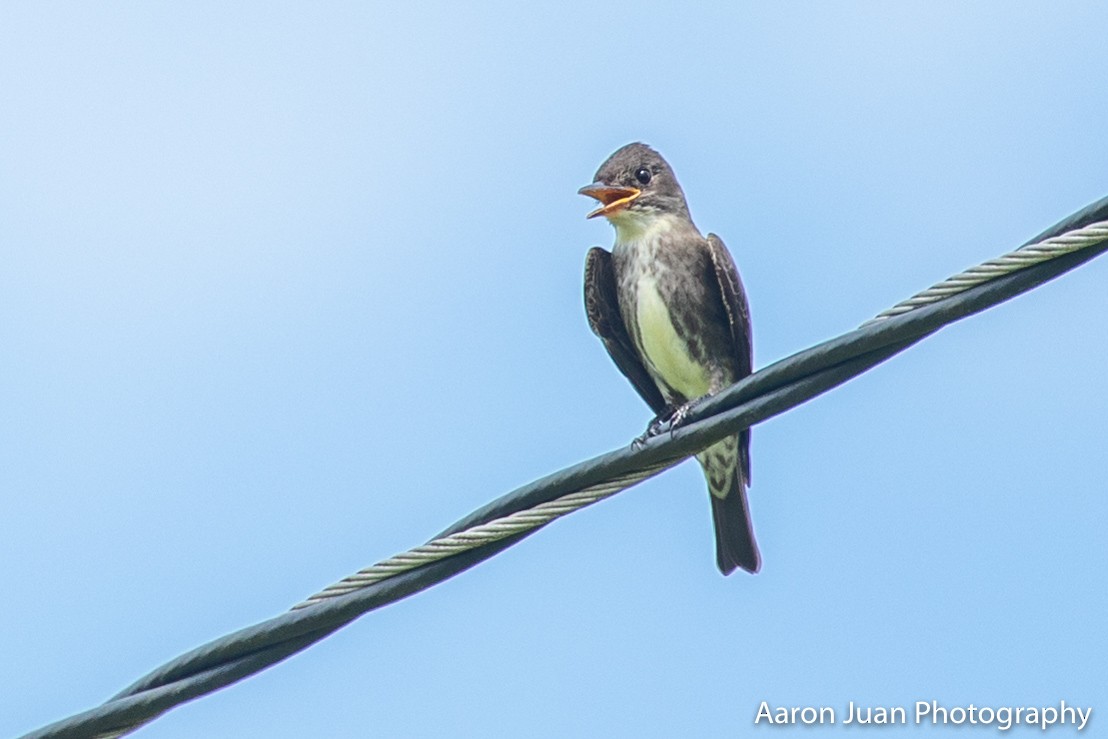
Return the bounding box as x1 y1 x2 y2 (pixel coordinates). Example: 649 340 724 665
578 143 691 231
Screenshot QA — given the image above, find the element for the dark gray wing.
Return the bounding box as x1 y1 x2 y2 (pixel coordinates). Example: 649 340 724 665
584 246 667 414
707 233 754 482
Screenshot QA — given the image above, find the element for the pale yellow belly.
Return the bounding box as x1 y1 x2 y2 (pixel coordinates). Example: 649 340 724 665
635 276 710 400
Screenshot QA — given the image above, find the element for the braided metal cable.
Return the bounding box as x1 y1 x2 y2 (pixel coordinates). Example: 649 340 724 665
293 460 674 608
864 220 1108 325
292 218 1108 612
20 194 1108 739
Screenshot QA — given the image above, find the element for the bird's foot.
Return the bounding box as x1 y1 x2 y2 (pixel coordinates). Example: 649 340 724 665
632 399 703 449
632 403 677 449
667 399 697 431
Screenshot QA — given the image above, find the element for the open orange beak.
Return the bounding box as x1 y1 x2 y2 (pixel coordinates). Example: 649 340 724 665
578 183 641 219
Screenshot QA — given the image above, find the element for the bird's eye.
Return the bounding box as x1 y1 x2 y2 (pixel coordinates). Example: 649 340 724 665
635 167 652 185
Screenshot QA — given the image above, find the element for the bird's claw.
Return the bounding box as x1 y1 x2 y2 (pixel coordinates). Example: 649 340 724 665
632 404 674 449
667 401 695 430
631 399 702 449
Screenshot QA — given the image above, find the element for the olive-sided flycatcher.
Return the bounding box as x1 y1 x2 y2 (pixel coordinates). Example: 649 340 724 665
579 142 760 575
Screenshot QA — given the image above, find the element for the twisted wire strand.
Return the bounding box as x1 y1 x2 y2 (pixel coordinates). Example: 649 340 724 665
291 218 1108 613
293 460 674 608
289 217 1108 613
21 195 1108 739
863 220 1108 325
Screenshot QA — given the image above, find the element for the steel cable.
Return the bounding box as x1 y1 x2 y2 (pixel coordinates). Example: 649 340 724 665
21 195 1108 739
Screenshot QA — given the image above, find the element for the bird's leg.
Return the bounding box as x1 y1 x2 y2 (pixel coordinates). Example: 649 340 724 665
632 403 678 449
632 398 706 448
666 398 701 431
664 396 715 442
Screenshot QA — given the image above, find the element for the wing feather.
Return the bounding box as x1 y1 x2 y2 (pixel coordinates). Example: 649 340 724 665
584 246 667 414
706 234 754 481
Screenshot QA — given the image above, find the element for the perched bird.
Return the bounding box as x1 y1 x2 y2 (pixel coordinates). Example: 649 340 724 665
580 142 760 574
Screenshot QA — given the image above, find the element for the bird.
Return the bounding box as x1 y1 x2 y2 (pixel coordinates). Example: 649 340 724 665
579 142 760 575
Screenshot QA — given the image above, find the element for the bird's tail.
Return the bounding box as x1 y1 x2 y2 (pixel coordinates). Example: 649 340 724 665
709 474 761 575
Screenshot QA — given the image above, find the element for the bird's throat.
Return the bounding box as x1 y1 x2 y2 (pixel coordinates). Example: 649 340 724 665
609 209 683 245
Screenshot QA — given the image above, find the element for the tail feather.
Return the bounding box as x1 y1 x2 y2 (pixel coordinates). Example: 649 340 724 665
710 475 761 575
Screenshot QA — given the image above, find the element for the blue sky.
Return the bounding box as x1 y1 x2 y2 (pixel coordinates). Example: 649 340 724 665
2 3 1106 737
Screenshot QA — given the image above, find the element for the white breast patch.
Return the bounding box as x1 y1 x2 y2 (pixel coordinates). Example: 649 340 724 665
635 274 710 400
